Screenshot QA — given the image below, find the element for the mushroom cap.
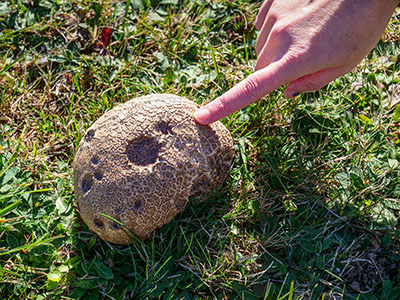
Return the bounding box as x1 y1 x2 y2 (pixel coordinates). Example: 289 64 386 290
73 94 234 244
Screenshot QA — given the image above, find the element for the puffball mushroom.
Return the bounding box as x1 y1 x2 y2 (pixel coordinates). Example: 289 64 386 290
73 94 234 244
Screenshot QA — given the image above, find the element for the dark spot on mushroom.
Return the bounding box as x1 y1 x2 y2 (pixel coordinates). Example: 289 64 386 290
94 170 103 181
84 129 95 142
81 174 93 194
126 137 161 166
134 200 143 211
90 156 99 164
109 215 121 230
156 121 173 135
175 197 187 211
94 218 104 228
110 222 120 230
190 177 212 198
114 207 123 214
172 136 184 151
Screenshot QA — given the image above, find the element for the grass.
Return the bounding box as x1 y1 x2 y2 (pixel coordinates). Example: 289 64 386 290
0 0 400 299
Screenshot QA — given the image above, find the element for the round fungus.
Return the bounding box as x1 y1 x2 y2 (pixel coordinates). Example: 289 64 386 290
73 94 234 245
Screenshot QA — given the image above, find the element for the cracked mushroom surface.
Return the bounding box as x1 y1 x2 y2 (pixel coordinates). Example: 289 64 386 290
73 94 234 244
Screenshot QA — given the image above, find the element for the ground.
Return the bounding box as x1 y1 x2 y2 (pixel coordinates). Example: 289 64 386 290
0 1 400 299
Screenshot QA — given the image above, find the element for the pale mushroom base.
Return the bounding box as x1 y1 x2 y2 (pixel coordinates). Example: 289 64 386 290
73 94 234 244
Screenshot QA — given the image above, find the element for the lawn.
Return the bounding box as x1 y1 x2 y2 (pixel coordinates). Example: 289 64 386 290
0 0 400 299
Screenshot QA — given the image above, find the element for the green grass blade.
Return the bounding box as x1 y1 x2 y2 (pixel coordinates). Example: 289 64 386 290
0 234 63 256
0 42 43 76
0 199 21 217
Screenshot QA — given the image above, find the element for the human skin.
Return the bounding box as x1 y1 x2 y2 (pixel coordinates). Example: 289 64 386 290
194 0 400 125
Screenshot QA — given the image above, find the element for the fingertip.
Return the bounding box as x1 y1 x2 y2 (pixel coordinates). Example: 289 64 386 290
284 88 300 99
255 0 273 30
193 107 212 125
255 18 263 31
195 59 301 124
292 92 300 98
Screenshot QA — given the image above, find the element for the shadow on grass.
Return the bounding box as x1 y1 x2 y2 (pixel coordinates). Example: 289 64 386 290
231 97 400 299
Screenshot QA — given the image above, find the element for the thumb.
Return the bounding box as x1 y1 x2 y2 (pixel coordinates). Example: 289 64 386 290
194 60 300 125
284 66 350 98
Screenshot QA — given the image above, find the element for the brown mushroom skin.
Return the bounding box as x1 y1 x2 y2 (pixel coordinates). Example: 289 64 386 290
73 94 234 244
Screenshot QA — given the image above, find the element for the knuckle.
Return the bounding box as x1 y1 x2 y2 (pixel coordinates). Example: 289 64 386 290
282 45 309 65
240 75 262 100
214 97 226 113
270 23 289 40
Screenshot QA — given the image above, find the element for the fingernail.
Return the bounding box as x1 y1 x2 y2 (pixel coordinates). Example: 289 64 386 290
194 108 211 124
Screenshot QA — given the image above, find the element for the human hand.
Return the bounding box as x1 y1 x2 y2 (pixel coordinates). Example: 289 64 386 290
194 0 399 125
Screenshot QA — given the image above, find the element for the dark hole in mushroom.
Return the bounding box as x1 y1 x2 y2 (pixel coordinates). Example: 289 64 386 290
81 174 93 194
90 156 99 164
155 121 173 135
94 218 104 228
84 129 95 142
134 200 143 211
126 137 161 166
94 170 103 181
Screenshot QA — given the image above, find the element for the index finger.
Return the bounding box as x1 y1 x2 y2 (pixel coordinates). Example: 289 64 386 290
194 60 300 125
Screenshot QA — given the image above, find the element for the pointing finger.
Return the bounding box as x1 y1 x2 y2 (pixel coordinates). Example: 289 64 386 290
194 59 302 125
